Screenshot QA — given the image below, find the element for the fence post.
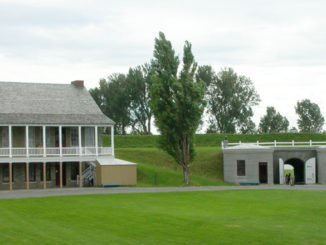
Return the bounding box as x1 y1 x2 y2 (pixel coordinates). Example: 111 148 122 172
310 140 312 147
292 140 294 147
274 140 276 147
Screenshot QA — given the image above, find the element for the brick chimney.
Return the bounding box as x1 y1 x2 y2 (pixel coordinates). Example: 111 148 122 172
71 80 84 88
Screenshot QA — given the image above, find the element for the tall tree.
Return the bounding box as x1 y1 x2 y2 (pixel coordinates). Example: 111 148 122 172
240 118 257 134
196 65 215 87
206 68 260 133
89 78 107 121
90 74 131 135
295 99 325 132
89 85 103 110
259 107 289 133
150 32 206 185
127 64 153 134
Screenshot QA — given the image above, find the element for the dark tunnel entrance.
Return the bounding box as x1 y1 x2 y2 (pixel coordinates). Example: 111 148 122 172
285 158 305 184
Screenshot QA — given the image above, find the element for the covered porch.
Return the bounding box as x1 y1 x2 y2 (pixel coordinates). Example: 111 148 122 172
0 125 114 158
0 161 96 190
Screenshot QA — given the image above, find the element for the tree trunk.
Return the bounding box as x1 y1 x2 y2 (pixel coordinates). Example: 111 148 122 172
122 124 126 135
181 137 191 185
183 165 191 185
147 115 152 135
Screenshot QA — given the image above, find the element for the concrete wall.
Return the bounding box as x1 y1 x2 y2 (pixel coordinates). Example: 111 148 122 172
223 146 326 185
96 164 137 186
317 148 326 184
223 149 274 184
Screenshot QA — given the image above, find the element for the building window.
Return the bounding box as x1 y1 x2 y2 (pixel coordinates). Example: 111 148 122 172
237 160 246 176
2 164 14 183
71 162 79 181
0 127 8 147
29 127 36 147
84 127 95 146
71 128 78 147
40 164 51 181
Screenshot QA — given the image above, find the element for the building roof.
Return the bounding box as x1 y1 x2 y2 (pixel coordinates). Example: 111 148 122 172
223 143 274 153
97 156 137 166
227 143 269 149
0 81 114 125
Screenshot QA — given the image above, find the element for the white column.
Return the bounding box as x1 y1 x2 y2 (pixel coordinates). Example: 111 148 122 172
95 126 98 156
78 126 82 156
59 126 62 157
43 126 46 157
111 126 115 157
8 125 12 158
26 125 29 157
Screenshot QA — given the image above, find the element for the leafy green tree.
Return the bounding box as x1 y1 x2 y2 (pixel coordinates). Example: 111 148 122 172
127 64 153 134
150 32 206 185
259 107 289 133
240 119 257 134
295 99 325 132
89 79 107 111
206 68 260 133
90 74 131 135
196 65 215 87
289 127 298 133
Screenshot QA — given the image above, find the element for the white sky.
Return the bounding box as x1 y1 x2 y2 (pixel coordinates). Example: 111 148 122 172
1 0 326 130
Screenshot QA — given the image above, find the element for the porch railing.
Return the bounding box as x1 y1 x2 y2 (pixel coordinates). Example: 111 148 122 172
0 147 112 158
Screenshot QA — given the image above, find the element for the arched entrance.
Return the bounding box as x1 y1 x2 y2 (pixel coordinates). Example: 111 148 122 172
285 158 305 184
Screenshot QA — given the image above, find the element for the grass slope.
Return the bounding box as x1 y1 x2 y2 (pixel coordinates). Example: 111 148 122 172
0 191 325 244
108 133 326 148
116 147 225 186
108 133 326 186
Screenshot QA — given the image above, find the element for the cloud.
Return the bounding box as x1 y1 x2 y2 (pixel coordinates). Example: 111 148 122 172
1 0 326 67
1 0 326 130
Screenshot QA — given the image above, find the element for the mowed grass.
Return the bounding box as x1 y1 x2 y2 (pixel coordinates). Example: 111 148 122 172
108 133 326 148
116 147 225 186
0 191 326 244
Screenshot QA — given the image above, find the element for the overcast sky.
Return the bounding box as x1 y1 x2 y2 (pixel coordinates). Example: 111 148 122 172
1 0 326 130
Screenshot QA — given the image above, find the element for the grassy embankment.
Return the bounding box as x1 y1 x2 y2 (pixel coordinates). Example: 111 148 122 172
103 133 326 186
1 191 326 244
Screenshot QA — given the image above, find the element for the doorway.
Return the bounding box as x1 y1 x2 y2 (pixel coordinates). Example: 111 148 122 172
55 163 66 186
284 158 305 184
259 162 268 184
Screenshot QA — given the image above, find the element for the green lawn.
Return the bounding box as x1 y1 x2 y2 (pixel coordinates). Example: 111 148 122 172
108 133 326 148
116 147 225 186
0 191 325 244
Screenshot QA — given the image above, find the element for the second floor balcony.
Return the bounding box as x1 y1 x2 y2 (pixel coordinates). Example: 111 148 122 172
0 125 114 160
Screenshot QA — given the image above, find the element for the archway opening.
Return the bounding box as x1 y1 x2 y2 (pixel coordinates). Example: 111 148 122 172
285 158 305 184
